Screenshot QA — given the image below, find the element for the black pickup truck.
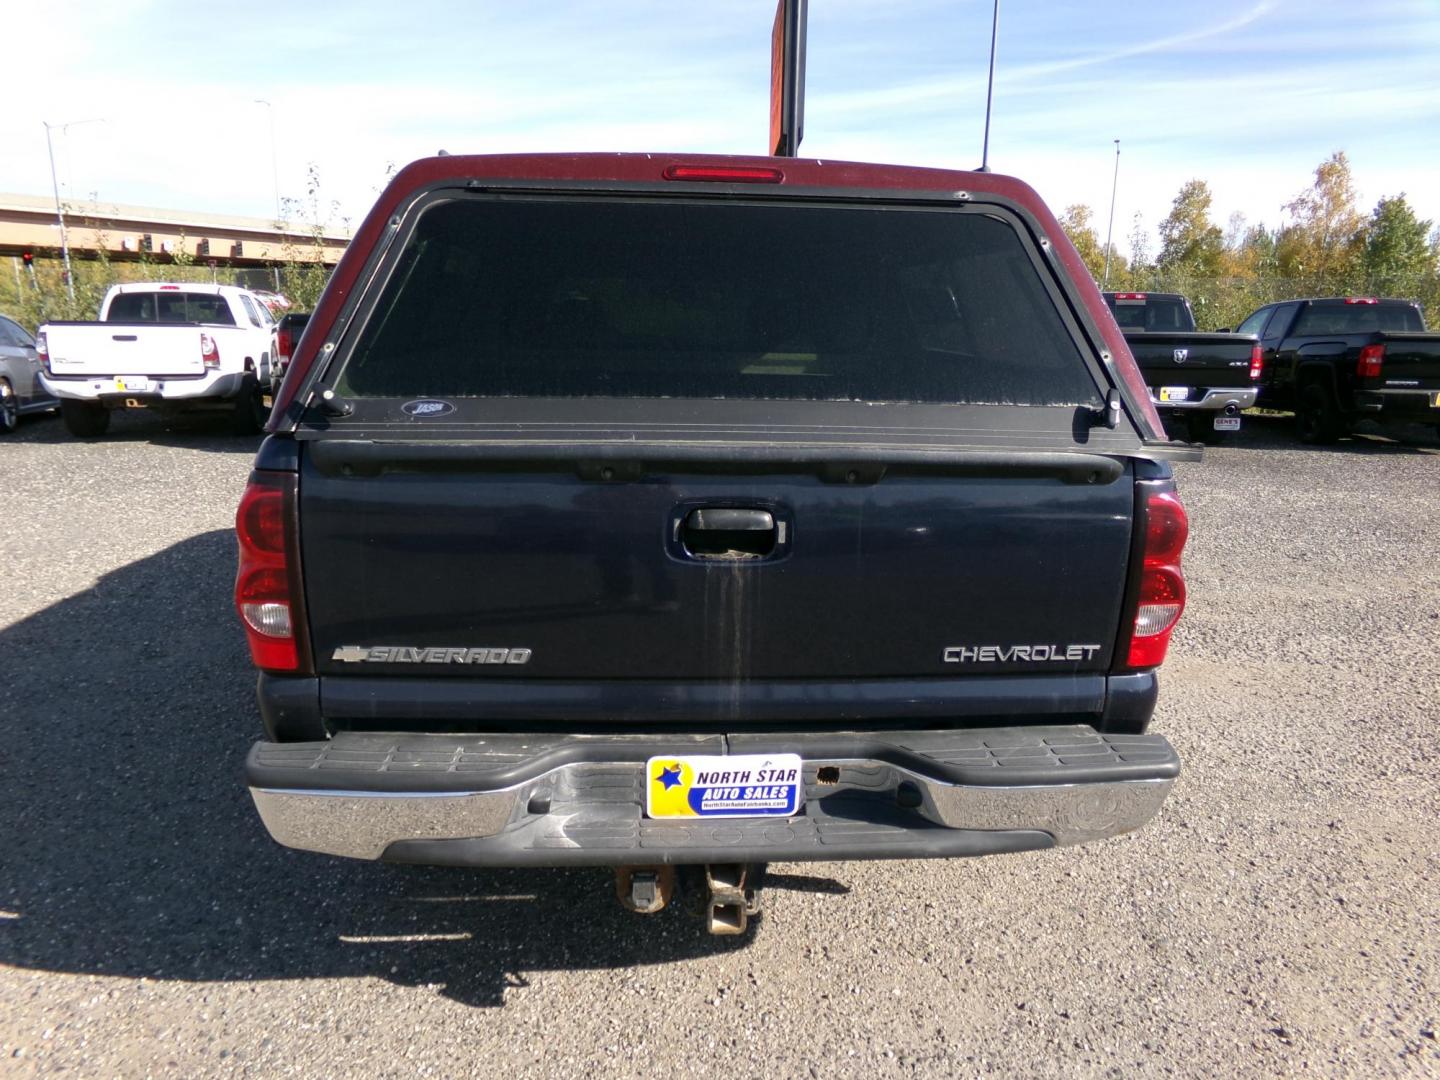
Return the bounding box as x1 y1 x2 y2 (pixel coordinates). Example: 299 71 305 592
268 311 310 394
1103 292 1262 443
236 154 1196 933
1232 297 1440 443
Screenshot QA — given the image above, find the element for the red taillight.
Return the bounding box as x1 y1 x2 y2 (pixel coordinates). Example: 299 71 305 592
1124 488 1189 669
1248 342 1263 381
36 331 50 374
1112 292 1147 301
662 164 785 183
201 332 221 369
1356 343 1385 378
234 471 309 673
1344 297 1379 305
276 327 293 362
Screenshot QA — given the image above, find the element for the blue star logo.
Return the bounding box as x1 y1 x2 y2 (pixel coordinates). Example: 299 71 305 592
656 765 683 790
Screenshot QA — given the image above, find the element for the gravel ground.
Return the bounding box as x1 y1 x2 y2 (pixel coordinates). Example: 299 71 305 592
1 408 1437 1078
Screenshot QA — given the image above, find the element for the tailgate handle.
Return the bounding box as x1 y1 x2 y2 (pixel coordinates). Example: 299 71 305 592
685 508 773 532
679 507 781 560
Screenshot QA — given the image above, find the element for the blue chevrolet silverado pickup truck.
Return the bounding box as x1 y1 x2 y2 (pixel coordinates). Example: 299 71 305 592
235 154 1196 932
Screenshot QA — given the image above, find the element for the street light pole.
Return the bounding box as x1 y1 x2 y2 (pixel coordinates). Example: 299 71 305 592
43 118 103 302
254 99 281 222
43 122 76 301
1103 139 1121 287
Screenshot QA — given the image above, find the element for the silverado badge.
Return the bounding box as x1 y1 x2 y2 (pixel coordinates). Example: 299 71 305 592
331 646 531 664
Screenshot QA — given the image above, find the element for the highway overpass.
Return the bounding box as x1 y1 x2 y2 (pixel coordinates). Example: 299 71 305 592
0 193 348 266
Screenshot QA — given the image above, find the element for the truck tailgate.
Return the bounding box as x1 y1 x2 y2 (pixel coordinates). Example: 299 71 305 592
43 323 207 377
1374 332 1440 391
298 451 1135 690
1127 332 1256 387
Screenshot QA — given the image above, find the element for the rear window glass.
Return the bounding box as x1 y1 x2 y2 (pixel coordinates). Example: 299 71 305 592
107 292 236 325
1235 308 1271 336
337 198 1101 407
1291 303 1423 335
1106 296 1192 332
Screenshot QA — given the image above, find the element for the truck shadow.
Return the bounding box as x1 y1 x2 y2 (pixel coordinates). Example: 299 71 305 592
9 407 265 453
0 530 841 1007
1175 412 1440 456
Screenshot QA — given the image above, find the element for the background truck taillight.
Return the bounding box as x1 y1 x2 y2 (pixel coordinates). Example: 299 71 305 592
235 471 311 673
1355 343 1385 378
275 327 293 366
1122 486 1189 669
201 332 221 369
1249 342 1264 381
36 331 50 375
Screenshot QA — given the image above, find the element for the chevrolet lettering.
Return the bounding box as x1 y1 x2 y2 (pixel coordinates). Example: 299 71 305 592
942 644 1103 663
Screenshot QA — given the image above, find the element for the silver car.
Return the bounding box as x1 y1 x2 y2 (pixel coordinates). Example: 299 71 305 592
0 314 58 434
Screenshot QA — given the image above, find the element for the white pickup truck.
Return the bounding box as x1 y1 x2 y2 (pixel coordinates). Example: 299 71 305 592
38 283 275 436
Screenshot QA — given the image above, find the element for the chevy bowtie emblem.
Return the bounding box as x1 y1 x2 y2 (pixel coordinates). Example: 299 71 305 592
1173 348 1189 363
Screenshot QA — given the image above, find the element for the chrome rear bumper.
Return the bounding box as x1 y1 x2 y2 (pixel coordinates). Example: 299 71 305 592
247 726 1178 866
1149 386 1258 411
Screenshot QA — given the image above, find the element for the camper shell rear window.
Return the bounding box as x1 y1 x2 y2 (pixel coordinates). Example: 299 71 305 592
336 196 1102 408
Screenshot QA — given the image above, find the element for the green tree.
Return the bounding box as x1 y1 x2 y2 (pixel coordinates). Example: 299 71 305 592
1360 194 1434 296
1276 151 1364 293
275 164 343 311
1156 180 1224 275
1127 213 1151 272
1058 204 1106 281
1115 212 1156 291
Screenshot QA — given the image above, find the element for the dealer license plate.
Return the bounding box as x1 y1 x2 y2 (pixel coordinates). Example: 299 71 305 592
645 753 803 819
114 376 150 392
1157 386 1189 403
1431 392 1440 408
1214 416 1241 431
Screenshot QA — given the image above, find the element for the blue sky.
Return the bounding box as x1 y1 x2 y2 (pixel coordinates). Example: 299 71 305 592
4 0 1438 256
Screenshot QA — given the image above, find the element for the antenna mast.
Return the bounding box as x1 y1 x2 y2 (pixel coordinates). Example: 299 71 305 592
980 0 1000 171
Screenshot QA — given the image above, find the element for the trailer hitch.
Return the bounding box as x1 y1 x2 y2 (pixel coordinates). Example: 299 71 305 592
615 865 676 915
614 863 764 934
702 863 762 935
